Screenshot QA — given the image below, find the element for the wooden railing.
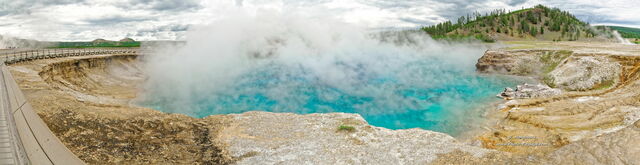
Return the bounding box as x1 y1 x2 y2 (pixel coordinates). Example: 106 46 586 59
0 48 139 64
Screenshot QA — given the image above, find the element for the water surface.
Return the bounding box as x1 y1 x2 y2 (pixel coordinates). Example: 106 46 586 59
144 55 520 136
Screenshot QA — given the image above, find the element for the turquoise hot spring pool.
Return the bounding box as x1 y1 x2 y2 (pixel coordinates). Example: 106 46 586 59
143 53 521 136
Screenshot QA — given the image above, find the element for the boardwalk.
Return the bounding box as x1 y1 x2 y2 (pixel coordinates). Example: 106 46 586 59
0 66 25 164
0 48 139 164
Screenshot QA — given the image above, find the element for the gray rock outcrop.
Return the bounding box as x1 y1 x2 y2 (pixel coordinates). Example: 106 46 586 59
219 111 495 164
498 83 561 99
547 56 621 91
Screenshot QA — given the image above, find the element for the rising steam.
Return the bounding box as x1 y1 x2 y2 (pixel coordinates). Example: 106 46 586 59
139 8 516 134
612 30 634 45
0 35 52 49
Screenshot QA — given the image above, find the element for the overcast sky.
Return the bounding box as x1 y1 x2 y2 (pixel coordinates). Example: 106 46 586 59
0 0 637 41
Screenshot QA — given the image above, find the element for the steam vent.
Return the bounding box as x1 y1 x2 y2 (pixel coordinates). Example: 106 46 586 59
1 2 640 165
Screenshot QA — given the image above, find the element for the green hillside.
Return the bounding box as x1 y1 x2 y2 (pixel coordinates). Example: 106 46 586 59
421 5 601 42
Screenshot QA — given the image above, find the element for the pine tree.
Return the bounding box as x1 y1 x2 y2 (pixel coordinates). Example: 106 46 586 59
510 16 515 26
527 11 537 24
538 14 542 23
501 17 508 26
521 20 529 32
457 16 465 25
530 26 538 36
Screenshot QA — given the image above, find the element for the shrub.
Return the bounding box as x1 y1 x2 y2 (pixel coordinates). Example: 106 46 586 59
337 125 356 132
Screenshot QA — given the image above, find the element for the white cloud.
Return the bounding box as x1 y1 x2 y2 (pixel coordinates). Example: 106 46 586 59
538 0 640 28
0 0 637 41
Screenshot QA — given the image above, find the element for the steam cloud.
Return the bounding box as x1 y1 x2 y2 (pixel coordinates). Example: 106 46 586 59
140 7 516 134
612 30 634 45
0 35 52 49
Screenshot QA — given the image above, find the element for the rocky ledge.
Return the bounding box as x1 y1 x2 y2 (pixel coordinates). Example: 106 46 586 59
221 111 492 164
474 46 640 164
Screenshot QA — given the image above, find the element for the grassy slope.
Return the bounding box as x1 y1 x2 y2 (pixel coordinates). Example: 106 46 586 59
422 5 601 42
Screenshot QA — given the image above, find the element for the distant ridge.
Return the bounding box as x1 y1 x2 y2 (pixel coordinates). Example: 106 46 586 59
119 38 135 42
421 5 608 42
92 38 110 43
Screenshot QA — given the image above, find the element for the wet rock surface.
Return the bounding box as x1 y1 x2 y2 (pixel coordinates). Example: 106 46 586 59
498 83 561 99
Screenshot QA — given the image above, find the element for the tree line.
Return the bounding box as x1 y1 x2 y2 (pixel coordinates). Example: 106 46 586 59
421 5 599 42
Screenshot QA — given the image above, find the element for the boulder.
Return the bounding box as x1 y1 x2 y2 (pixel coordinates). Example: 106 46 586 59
498 83 561 99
